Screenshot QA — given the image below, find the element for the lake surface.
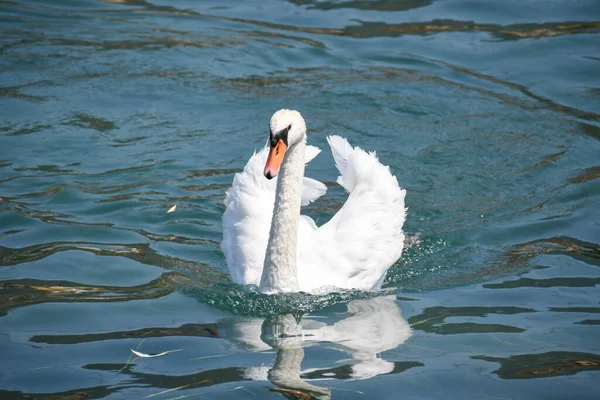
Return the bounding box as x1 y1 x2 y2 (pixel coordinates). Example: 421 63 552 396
1 0 599 398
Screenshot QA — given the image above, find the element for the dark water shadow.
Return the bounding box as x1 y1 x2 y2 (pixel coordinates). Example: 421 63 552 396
484 277 600 289
0 240 226 279
408 305 535 335
30 321 219 345
569 165 600 184
473 351 600 379
288 0 433 12
0 275 178 317
0 386 117 400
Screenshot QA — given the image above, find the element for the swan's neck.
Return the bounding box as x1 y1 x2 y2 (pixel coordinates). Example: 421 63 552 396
259 139 306 293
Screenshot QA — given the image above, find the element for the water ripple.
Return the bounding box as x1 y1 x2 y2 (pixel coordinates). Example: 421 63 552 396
1 0 599 398
473 352 600 379
0 275 178 316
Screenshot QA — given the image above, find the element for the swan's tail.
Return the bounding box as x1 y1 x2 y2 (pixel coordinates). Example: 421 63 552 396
327 135 399 195
327 135 358 191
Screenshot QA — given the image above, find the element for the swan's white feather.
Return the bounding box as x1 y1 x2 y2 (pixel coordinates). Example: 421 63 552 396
221 136 406 292
221 144 326 286
301 177 327 206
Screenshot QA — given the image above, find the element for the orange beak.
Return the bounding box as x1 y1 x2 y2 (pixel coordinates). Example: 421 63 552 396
264 139 287 179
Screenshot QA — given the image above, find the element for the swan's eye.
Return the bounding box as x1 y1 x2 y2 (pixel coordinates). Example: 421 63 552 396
287 124 292 130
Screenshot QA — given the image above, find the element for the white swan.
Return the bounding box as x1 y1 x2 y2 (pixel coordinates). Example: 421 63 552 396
221 109 407 294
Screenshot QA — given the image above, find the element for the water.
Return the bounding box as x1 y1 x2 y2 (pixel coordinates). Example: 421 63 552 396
1 0 599 398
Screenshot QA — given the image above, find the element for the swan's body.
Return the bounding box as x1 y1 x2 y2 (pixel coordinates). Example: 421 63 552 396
221 109 406 294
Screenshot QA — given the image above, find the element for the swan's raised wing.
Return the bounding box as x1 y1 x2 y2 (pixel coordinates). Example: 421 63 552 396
221 145 326 286
298 136 406 291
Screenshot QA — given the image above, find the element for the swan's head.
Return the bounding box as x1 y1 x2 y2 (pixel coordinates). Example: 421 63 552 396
264 109 306 179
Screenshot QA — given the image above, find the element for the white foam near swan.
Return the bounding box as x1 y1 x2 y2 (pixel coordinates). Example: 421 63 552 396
221 109 407 294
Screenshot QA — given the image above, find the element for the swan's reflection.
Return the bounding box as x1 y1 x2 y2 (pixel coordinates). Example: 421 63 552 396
218 296 411 398
262 314 331 399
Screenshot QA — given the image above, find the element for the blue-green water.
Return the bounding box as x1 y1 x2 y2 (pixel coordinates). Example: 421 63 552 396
1 0 599 398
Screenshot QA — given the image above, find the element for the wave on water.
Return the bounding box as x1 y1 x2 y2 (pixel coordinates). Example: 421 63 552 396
183 283 398 317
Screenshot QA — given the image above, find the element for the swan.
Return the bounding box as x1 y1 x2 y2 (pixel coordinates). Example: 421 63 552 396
221 109 407 294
